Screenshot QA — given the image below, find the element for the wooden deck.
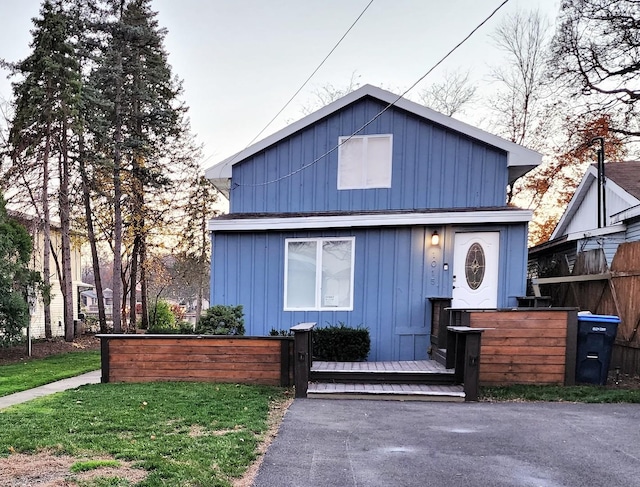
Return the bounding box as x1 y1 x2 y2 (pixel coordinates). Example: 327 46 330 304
312 360 453 374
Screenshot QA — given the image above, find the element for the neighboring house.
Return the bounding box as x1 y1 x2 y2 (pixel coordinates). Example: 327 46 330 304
81 287 113 316
205 85 542 361
529 162 640 276
10 211 92 339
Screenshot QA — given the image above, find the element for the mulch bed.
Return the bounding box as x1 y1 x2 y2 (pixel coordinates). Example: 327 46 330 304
0 335 101 366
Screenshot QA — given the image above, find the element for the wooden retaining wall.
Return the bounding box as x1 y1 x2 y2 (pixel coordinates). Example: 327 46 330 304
99 335 293 386
466 309 578 386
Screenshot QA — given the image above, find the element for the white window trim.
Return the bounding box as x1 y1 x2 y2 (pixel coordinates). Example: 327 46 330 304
337 134 393 190
284 237 355 311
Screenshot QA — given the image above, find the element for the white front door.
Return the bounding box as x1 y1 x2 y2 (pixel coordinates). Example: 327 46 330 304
452 232 500 309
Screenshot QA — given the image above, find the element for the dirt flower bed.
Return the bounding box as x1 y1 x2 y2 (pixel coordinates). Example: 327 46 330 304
0 335 101 366
0 452 147 486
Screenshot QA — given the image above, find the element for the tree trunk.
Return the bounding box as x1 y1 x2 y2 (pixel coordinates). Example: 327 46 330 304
112 55 123 334
42 105 53 339
78 132 109 333
59 117 75 341
129 236 139 330
140 236 149 330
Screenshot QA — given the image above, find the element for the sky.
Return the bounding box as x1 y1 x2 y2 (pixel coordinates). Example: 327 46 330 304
0 0 561 170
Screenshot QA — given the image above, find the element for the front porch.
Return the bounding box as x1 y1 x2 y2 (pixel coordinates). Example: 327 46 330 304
293 323 484 402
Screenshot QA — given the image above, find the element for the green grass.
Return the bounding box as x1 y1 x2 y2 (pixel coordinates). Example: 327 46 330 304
481 384 640 403
0 382 284 486
0 351 101 397
71 459 122 473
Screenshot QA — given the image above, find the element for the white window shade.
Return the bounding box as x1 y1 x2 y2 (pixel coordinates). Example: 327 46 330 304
338 134 392 189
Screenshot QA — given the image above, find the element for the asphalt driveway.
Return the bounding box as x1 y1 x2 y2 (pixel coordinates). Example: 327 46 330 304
254 399 640 487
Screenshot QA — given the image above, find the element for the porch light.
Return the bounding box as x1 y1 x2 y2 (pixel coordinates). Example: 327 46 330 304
431 231 440 246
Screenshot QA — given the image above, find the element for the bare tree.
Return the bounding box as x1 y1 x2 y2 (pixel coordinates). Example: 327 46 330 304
488 9 552 149
300 72 361 115
418 69 477 117
549 0 640 139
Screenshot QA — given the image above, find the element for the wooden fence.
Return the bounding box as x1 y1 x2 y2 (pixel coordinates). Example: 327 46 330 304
99 335 293 386
466 309 578 386
536 242 640 375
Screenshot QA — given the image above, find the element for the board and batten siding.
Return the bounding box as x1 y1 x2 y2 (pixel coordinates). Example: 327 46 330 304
230 98 508 214
211 223 528 361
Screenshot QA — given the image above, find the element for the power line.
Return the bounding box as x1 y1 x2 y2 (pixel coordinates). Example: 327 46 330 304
205 0 375 173
235 0 512 189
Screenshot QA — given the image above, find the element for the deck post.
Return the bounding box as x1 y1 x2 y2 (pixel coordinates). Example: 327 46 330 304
98 334 110 383
446 326 485 402
291 322 316 398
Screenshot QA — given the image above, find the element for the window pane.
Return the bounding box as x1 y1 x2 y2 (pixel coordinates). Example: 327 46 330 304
365 136 392 187
286 241 317 308
321 240 352 308
338 137 364 189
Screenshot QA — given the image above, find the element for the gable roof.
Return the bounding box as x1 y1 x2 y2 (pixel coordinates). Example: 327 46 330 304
603 161 640 200
205 84 542 190
551 161 640 239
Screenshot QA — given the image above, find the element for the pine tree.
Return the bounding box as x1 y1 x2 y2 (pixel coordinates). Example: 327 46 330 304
7 0 82 341
88 0 189 331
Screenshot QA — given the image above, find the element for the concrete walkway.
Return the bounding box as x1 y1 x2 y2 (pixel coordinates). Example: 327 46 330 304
0 370 101 410
254 399 640 487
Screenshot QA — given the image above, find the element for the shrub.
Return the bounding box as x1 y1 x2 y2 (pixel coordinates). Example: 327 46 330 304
313 323 370 361
195 305 245 335
147 299 176 333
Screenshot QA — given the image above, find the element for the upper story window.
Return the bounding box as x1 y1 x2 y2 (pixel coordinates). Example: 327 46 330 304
337 134 393 190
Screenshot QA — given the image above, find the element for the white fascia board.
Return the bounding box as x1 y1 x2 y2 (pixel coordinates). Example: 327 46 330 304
611 203 640 224
564 223 627 242
204 85 542 180
208 209 533 232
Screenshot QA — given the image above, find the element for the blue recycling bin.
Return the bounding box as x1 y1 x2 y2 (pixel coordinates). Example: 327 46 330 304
575 314 620 385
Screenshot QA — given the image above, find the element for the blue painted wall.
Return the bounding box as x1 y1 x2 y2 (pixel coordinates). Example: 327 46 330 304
229 97 509 214
211 223 528 361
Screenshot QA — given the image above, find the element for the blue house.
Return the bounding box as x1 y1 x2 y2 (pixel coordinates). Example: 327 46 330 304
205 85 542 361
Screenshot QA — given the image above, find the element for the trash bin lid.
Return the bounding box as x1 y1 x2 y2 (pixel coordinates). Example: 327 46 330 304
576 314 621 323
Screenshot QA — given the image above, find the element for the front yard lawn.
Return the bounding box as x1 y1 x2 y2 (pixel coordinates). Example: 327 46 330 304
0 382 287 486
0 351 101 397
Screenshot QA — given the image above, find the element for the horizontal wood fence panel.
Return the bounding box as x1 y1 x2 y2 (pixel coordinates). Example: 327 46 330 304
481 354 566 365
111 361 280 376
482 372 566 384
99 335 293 387
480 363 565 375
481 346 567 357
482 337 567 347
109 353 283 365
468 309 576 386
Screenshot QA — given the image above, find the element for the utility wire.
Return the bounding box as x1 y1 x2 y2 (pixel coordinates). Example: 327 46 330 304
203 0 375 172
236 0 512 189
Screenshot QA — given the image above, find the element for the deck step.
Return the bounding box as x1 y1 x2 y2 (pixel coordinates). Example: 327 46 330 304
310 360 456 386
307 382 465 402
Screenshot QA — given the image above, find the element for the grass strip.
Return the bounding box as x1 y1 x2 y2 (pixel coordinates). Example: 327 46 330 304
481 384 640 403
0 351 101 397
0 382 284 487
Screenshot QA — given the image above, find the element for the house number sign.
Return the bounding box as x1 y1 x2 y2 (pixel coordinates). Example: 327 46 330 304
465 242 485 290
